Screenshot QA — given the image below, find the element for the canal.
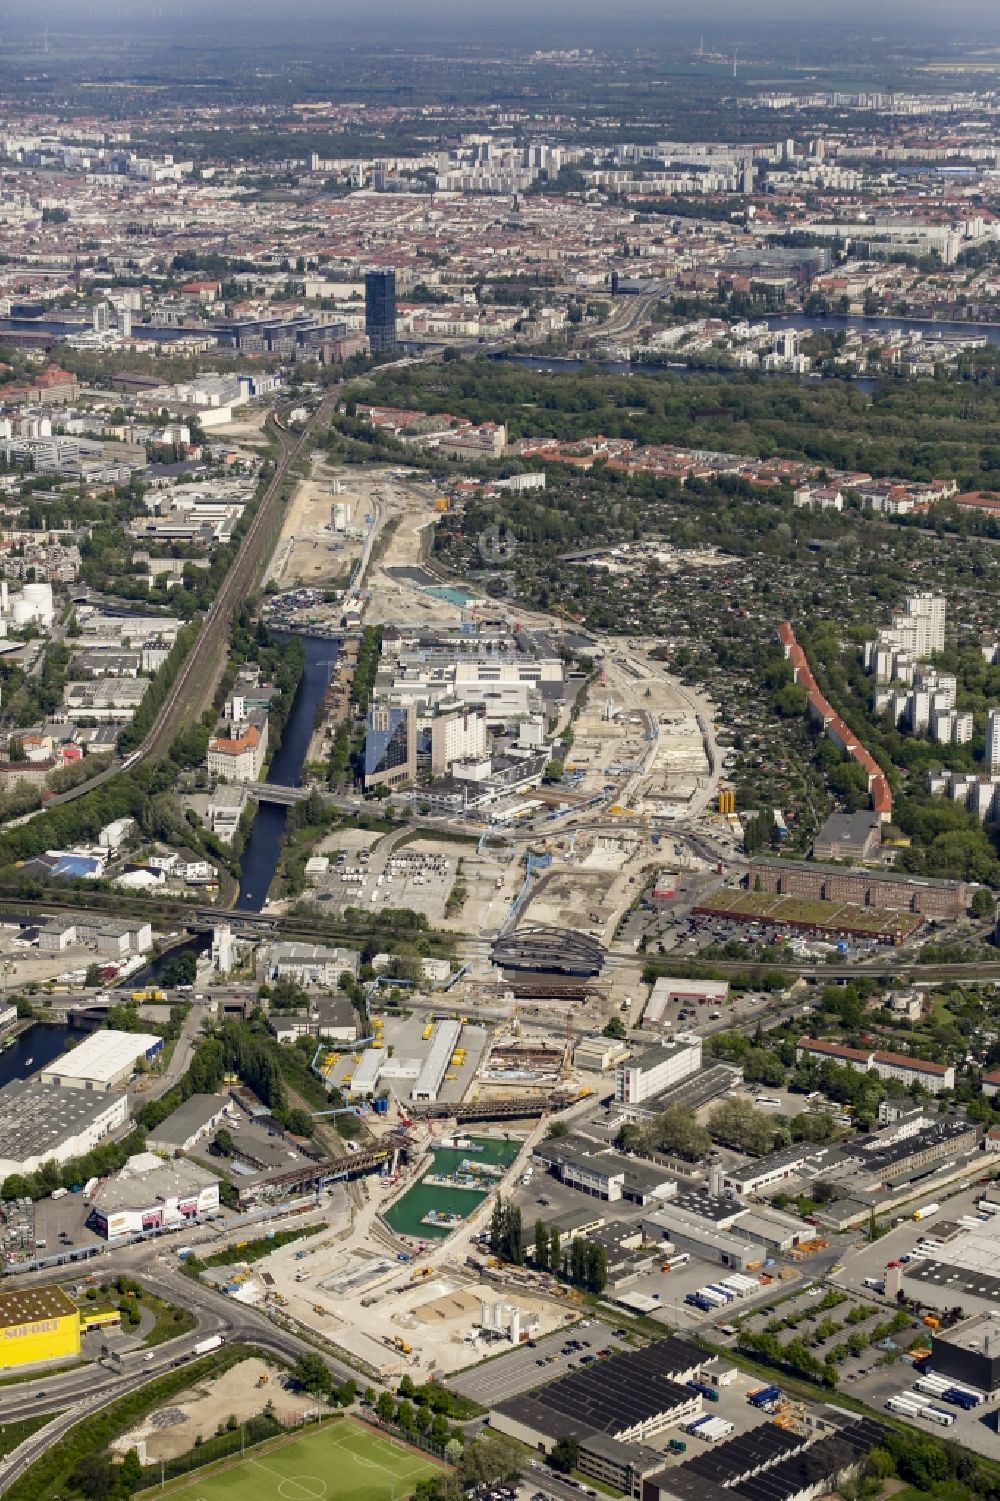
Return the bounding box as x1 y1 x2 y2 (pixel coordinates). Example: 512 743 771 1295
0 1022 76 1088
236 635 339 913
384 1137 520 1241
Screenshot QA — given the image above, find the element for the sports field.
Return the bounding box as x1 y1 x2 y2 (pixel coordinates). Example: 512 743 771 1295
163 1419 443 1501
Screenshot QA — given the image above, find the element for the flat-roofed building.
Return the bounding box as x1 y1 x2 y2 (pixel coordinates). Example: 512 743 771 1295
145 1093 232 1155
616 1036 702 1106
40 1029 162 1092
0 1080 129 1178
0 1284 81 1370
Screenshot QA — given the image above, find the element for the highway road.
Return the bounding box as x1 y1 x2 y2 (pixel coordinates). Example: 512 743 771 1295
0 1250 361 1494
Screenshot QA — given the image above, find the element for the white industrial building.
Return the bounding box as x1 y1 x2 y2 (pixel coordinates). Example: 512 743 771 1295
644 977 728 1024
413 1020 462 1101
615 1036 702 1106
0 1080 129 1179
90 1154 220 1240
40 1029 163 1092
348 1047 389 1099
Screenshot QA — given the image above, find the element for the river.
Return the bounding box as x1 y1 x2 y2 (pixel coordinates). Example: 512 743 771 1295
235 635 339 913
0 1022 76 1088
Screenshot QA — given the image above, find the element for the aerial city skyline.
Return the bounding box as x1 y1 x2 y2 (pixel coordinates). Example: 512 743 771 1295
0 10 996 1501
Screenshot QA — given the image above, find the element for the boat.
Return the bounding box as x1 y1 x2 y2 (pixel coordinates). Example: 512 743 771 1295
24 1057 32 1067
421 1209 463 1227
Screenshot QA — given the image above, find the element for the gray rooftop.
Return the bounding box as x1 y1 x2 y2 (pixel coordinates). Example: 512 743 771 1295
146 1093 229 1148
0 1079 124 1161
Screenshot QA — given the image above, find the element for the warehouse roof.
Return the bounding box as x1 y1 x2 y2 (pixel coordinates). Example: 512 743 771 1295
146 1093 229 1148
41 1029 161 1085
95 1157 217 1212
0 1079 124 1162
495 1337 701 1438
0 1283 77 1330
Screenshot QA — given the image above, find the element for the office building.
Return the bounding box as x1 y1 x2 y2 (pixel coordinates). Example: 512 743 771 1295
365 268 397 354
207 712 268 784
615 1036 702 1106
363 703 416 789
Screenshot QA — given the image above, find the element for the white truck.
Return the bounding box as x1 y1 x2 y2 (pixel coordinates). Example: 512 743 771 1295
193 1335 224 1357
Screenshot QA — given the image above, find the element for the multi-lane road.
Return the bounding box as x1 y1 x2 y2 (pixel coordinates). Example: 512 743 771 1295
0 1250 361 1494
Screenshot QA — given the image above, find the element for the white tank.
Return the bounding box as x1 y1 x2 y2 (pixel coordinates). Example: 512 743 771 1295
22 583 53 624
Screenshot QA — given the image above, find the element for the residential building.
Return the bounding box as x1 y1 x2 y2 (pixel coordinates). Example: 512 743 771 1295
987 708 1000 774
429 703 488 776
207 712 268 783
796 1036 955 1092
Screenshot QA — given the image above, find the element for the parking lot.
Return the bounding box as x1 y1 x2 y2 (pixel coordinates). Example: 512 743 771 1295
850 1360 1000 1458
446 1320 626 1407
311 845 458 923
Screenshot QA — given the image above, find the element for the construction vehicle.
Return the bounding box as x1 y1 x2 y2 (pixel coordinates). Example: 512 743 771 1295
313 1305 326 1316
256 1374 269 1388
922 1314 940 1329
422 1024 433 1041
393 1337 412 1354
411 1265 433 1280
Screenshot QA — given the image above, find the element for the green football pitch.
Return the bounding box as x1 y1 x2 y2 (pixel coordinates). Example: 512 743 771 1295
162 1419 443 1501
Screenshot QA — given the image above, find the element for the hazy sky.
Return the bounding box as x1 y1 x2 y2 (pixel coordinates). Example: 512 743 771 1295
2 0 1000 23
1 0 998 55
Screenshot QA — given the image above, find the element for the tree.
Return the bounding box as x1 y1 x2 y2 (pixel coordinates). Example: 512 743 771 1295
460 1436 522 1488
534 1220 549 1271
213 1128 234 1157
376 1390 395 1421
707 1098 775 1156
489 1196 504 1258
119 1451 143 1490
291 1352 332 1397
549 1435 580 1474
338 1377 357 1407
549 1226 561 1270
970 886 995 919
602 1016 627 1040
284 1108 315 1139
69 1456 114 1499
